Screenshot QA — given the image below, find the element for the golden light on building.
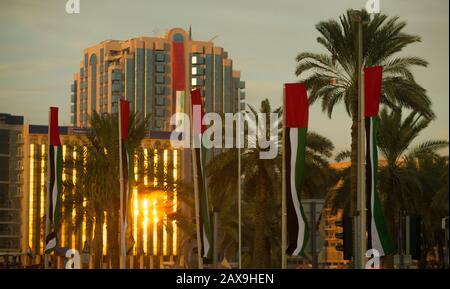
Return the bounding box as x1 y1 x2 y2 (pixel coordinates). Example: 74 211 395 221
163 149 168 183
83 146 87 172
82 149 87 247
134 154 138 182
61 193 65 247
142 197 148 254
71 208 76 249
25 142 179 258
72 148 77 249
133 188 177 257
163 150 168 256
163 197 168 256
143 149 148 186
173 150 178 181
40 144 45 253
153 149 158 187
28 144 34 249
72 149 77 183
103 212 107 255
82 197 87 245
173 150 178 255
133 188 138 254
152 199 158 256
61 145 66 247
62 145 66 182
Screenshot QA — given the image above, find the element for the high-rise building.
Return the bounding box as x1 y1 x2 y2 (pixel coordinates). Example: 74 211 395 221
0 113 26 253
0 27 245 268
70 28 245 129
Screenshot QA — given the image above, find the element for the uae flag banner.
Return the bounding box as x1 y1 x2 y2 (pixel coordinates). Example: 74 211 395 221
284 83 310 256
45 107 62 253
191 89 213 261
119 99 134 255
364 66 394 256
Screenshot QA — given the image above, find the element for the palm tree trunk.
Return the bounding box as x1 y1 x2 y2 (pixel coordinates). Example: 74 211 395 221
93 210 103 268
252 171 270 268
350 98 359 217
107 205 120 269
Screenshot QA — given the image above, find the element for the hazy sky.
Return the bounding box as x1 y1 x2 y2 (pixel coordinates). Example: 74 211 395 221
0 0 448 155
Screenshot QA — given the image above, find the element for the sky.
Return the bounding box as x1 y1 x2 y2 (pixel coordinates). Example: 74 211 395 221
0 0 448 156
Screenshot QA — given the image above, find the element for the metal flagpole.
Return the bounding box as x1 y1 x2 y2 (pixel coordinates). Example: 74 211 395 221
356 12 367 269
192 146 203 269
349 9 368 269
361 66 367 268
193 143 203 269
281 87 287 269
118 101 126 269
44 108 51 269
191 92 203 269
238 92 242 269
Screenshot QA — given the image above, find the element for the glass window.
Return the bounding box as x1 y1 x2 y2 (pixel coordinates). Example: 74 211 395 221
156 63 165 73
156 75 165 84
0 158 8 182
0 130 8 154
191 55 204 65
156 86 165 95
156 53 165 62
155 119 165 129
156 96 165 106
156 108 165 117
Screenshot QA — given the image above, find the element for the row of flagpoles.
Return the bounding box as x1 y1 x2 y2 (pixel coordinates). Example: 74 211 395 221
42 65 391 268
42 100 134 269
279 66 392 268
188 71 390 269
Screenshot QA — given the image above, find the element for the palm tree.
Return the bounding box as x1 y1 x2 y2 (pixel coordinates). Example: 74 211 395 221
407 153 448 267
296 10 434 216
204 99 281 268
62 111 148 268
206 99 334 268
326 108 448 265
377 108 448 255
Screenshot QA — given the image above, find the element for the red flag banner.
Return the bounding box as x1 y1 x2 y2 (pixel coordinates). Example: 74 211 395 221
285 83 309 128
120 100 130 140
191 88 206 134
364 66 382 117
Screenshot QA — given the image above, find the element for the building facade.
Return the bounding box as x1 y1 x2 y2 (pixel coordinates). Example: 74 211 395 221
70 28 245 130
24 126 179 268
0 118 181 267
1 28 245 268
0 114 26 253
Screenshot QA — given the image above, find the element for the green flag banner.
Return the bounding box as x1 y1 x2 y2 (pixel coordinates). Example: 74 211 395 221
365 66 394 256
284 83 310 256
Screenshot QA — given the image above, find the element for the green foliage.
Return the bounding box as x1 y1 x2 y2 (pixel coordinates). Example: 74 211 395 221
61 111 149 268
